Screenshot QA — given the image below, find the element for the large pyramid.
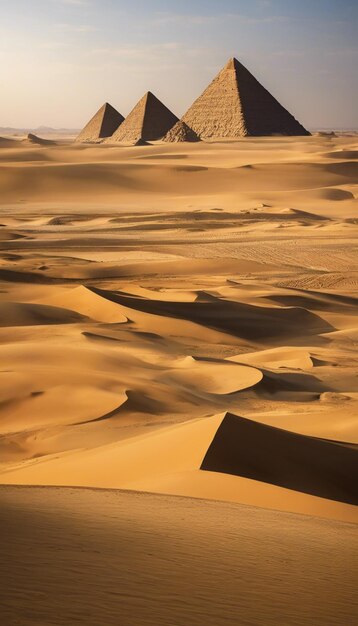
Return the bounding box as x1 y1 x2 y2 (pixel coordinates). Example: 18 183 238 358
108 91 178 143
75 102 124 143
182 58 310 138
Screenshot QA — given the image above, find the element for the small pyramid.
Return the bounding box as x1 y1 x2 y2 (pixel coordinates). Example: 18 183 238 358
163 120 200 143
75 102 124 143
108 91 178 143
120 138 149 146
133 138 149 146
182 57 310 138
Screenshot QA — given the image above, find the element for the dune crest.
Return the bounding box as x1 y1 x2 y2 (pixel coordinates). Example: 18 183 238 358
229 347 314 370
41 285 128 323
24 133 56 145
201 413 358 504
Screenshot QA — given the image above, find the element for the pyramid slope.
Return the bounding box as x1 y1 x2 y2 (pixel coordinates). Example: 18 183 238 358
108 91 178 143
76 102 124 143
182 57 310 138
163 120 200 143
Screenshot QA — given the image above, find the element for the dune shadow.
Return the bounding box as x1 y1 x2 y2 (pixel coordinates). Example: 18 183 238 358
201 413 358 505
89 287 334 341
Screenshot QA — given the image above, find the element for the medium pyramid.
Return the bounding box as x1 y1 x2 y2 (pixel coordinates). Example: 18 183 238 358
75 102 124 143
108 91 178 143
182 58 310 138
163 120 200 143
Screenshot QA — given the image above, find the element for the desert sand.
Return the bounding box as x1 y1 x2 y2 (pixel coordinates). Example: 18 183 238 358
1 486 357 626
0 133 357 624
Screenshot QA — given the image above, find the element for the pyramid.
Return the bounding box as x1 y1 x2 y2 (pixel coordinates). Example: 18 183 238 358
75 102 124 143
163 120 200 143
120 138 149 147
132 138 149 146
182 58 310 138
108 91 178 143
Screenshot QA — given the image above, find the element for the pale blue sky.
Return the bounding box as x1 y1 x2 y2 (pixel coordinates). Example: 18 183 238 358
1 0 357 128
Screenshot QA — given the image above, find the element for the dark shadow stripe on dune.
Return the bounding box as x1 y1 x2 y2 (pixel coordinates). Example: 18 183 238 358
0 268 61 284
200 413 358 505
82 331 123 342
325 161 358 178
324 150 358 160
89 287 334 340
262 291 358 312
258 370 330 394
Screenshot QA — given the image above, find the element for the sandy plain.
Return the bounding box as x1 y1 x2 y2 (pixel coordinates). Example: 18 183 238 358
0 133 357 625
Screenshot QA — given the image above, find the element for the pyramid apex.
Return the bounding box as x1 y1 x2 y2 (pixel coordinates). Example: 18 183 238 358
75 102 124 143
145 91 157 100
102 101 118 111
225 57 239 69
107 91 178 143
139 91 154 104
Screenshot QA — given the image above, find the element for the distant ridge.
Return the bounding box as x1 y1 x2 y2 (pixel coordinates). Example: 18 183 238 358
108 91 178 143
0 127 80 136
163 120 200 143
76 102 124 143
182 57 310 138
24 133 56 145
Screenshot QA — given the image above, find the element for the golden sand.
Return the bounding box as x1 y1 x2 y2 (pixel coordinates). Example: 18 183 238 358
0 134 357 624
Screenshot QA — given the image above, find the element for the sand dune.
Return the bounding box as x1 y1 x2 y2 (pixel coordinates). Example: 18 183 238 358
1 413 225 486
41 285 128 323
93 287 333 340
201 413 357 504
162 358 263 394
0 150 357 204
249 400 358 444
297 186 355 201
1 134 357 624
0 136 18 147
38 258 275 281
262 289 358 312
0 136 357 528
0 301 85 326
0 384 126 433
229 346 314 370
324 149 358 160
23 133 56 146
2 410 356 522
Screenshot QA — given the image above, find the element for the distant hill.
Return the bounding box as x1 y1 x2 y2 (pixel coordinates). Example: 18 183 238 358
0 127 80 136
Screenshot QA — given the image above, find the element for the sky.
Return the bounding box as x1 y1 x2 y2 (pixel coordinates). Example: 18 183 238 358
1 0 357 129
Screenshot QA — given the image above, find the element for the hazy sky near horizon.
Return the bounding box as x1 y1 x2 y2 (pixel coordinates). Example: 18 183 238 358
1 0 357 129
